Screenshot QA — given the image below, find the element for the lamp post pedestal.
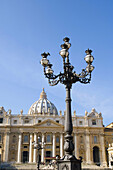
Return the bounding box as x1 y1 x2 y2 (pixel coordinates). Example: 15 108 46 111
57 158 81 170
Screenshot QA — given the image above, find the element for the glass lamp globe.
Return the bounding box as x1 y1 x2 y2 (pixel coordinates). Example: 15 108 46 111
84 54 94 64
46 68 53 74
40 58 49 66
89 65 94 72
86 65 94 72
59 49 69 58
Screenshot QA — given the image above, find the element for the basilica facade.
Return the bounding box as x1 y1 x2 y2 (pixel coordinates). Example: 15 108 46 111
0 89 113 167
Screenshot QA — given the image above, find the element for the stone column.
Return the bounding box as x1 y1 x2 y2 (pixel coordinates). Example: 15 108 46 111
33 133 37 163
4 132 10 162
74 132 78 158
100 134 107 167
29 134 33 163
85 132 91 164
41 133 45 163
52 133 56 157
17 133 22 163
60 133 63 158
109 152 111 168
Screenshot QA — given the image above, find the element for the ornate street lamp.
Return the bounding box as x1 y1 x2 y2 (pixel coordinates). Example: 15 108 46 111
32 136 45 170
40 37 94 170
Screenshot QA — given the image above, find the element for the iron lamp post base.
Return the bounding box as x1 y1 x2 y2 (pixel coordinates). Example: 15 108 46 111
57 157 82 170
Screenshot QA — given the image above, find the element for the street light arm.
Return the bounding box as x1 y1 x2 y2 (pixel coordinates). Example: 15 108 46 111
43 65 92 86
78 75 91 84
75 69 92 84
43 66 66 86
44 67 64 80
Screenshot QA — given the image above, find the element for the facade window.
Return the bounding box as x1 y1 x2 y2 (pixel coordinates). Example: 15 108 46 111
47 135 51 143
92 120 96 125
79 121 83 125
56 136 59 143
56 120 59 123
46 145 52 149
12 135 16 143
0 118 3 123
94 136 97 144
24 120 29 124
80 136 83 143
24 146 28 148
11 151 15 160
46 151 52 157
24 135 29 143
13 120 17 124
0 146 2 148
38 120 41 123
0 135 1 143
56 146 60 148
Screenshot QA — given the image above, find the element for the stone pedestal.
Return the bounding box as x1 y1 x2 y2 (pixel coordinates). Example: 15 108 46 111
57 157 82 170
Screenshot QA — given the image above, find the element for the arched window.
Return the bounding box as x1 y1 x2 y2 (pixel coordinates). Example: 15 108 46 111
56 136 59 143
93 146 100 165
24 135 29 143
12 135 16 143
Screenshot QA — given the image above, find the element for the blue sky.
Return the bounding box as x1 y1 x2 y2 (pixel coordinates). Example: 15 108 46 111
0 0 113 126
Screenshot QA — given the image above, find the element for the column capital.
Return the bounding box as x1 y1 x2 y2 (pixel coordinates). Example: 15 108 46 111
73 132 79 135
41 132 46 135
52 131 56 134
60 132 64 134
85 132 90 136
5 132 10 135
100 133 104 136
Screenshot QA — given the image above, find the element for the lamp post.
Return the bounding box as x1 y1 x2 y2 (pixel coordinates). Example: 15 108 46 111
40 37 94 170
32 136 45 170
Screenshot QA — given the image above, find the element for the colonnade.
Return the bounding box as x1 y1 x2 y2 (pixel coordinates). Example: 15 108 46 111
17 132 64 163
3 132 107 166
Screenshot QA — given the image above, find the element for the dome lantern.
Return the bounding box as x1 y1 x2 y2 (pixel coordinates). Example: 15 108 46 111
40 88 47 99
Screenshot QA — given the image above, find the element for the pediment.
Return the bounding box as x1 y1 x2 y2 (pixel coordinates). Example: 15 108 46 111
34 119 63 128
87 108 101 118
88 112 99 118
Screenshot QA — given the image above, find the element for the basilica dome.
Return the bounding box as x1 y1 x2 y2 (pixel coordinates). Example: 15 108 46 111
28 88 58 115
